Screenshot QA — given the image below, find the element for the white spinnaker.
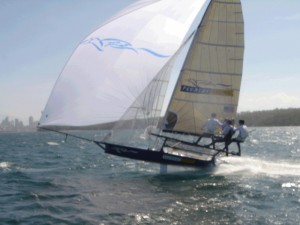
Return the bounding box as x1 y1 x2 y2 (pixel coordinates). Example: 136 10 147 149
39 0 210 127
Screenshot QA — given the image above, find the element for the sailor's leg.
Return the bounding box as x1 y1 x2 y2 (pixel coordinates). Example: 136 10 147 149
225 143 229 156
212 135 215 149
224 139 231 156
236 142 241 156
205 135 219 148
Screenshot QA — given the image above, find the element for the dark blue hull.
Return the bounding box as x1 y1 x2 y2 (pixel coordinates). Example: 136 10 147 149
98 143 214 168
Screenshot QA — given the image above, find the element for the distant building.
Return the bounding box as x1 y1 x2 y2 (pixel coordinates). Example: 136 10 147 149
29 116 34 128
14 119 24 130
0 116 37 132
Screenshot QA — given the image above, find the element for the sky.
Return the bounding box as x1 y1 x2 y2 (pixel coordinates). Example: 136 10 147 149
1 0 300 124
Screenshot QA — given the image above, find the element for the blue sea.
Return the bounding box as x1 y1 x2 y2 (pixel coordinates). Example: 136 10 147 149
1 127 300 225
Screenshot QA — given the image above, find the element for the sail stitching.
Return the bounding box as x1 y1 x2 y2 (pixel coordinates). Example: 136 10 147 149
215 1 241 5
172 98 238 106
208 19 243 24
182 69 242 77
196 41 244 48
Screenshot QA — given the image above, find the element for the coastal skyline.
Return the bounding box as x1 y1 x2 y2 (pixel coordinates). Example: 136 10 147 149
1 0 300 123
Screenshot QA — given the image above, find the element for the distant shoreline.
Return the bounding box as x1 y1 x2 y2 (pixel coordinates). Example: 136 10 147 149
237 108 300 127
1 108 299 133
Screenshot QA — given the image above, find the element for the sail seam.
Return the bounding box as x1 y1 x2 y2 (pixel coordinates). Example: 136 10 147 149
196 41 244 48
182 69 242 77
172 98 239 105
215 1 241 5
208 19 243 24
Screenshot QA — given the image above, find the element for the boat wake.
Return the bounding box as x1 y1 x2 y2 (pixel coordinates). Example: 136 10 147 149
214 157 300 177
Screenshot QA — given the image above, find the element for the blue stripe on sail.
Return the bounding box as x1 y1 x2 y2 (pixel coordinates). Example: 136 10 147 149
82 37 169 58
137 48 170 58
91 42 103 52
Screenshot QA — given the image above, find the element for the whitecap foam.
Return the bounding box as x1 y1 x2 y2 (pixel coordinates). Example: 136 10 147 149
47 141 60 146
0 162 15 169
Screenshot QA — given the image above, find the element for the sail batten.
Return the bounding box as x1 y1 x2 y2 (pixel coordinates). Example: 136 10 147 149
208 20 243 24
196 41 244 48
181 68 242 77
215 1 241 5
170 97 239 105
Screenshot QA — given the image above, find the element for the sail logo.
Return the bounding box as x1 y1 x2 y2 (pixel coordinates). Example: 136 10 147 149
181 85 210 94
181 79 233 96
81 37 170 58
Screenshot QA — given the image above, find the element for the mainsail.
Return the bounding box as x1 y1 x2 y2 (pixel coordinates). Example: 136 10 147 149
164 0 244 134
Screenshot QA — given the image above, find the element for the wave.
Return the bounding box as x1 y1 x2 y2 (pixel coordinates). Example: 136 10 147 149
214 156 300 177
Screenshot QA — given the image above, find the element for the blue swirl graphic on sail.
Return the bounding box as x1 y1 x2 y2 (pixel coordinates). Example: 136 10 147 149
81 37 170 58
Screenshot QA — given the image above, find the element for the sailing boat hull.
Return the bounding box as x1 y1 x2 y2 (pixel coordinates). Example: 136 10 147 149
99 143 214 168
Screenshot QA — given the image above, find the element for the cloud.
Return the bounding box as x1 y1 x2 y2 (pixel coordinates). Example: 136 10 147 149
269 93 299 104
276 13 300 21
238 92 300 112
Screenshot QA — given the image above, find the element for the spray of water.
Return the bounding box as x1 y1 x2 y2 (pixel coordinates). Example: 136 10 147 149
0 162 15 168
214 156 300 177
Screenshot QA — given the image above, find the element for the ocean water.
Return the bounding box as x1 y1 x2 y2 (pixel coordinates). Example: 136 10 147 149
1 127 300 225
